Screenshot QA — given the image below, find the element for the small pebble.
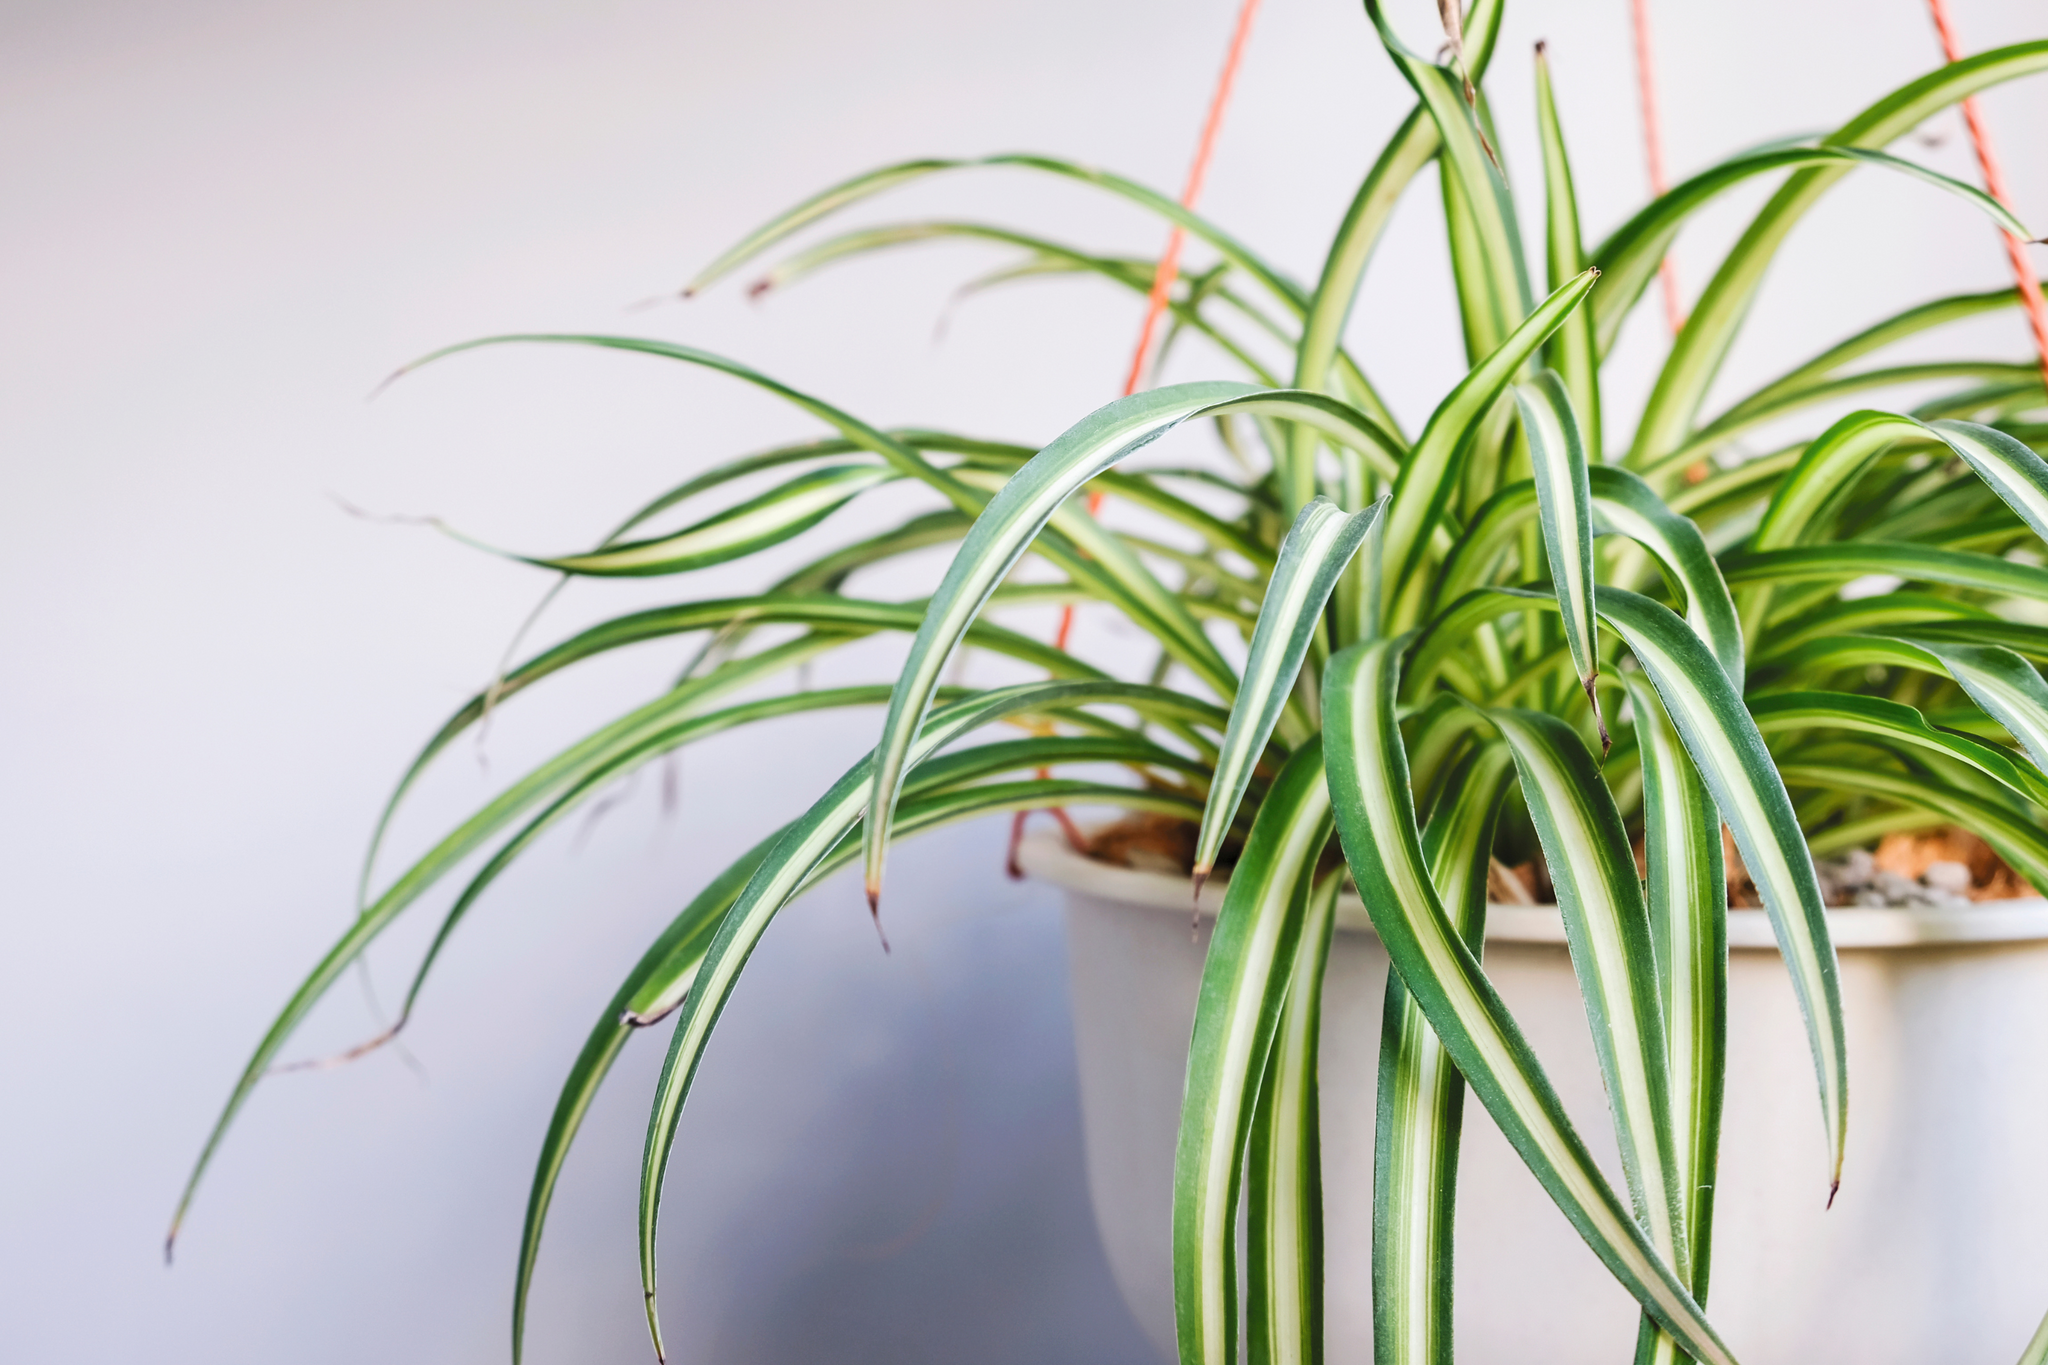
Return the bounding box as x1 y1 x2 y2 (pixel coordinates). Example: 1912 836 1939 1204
1921 860 1972 896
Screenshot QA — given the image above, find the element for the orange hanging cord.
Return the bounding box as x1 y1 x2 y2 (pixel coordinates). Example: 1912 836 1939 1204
1626 0 1684 337
1008 0 1264 876
1057 0 1265 652
1925 0 2048 392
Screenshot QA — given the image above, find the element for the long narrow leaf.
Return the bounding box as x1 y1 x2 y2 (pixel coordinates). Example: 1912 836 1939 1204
523 465 895 576
1592 588 1845 1198
1373 742 1514 1365
1515 371 1605 742
1630 40 2048 463
862 384 1410 907
1174 743 1333 1365
1593 144 2032 358
1481 706 1684 1271
1247 869 1342 1365
1382 269 1602 624
1322 638 1734 1364
1748 689 2048 807
1534 43 1600 459
635 679 1218 1358
1363 0 1533 360
1195 498 1384 882
1625 676 1727 1365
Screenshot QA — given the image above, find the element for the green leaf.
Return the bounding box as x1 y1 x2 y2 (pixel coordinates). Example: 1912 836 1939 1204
1747 689 2048 808
1774 754 2048 891
1422 468 1742 692
1589 469 1744 688
1592 588 1845 1199
1929 419 2048 545
1295 108 1435 403
1514 371 1604 742
520 464 896 576
1382 269 1602 627
1593 144 2033 361
1893 636 2048 780
1749 593 1990 663
388 333 989 517
354 597 1107 914
2017 1305 2048 1365
1195 497 1385 881
1713 280 2048 425
1630 39 2048 464
1247 869 1342 1365
1322 638 1734 1365
1362 0 1533 361
1721 542 2048 606
751 220 1291 384
1751 411 2048 562
1657 363 2042 477
1481 706 1685 1275
1623 675 1726 1365
512 830 779 1363
636 679 1217 1358
683 152 1310 314
1534 43 1600 460
1291 0 1507 404
1373 742 1515 1365
1174 742 1333 1365
862 383 1409 908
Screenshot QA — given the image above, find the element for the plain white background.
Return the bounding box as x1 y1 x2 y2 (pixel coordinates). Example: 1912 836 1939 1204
2 0 2042 1360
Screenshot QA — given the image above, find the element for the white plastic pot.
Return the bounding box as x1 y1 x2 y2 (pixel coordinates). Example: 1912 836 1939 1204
1021 834 2048 1364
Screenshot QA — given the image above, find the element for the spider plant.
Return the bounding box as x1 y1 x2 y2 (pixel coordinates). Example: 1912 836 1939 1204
173 2 2048 1362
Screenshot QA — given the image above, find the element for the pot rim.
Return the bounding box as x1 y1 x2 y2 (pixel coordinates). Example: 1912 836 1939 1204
1018 833 2048 951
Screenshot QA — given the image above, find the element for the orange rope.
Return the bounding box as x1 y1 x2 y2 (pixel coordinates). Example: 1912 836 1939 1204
1056 0 1264 651
1013 0 1264 871
1925 0 2048 392
1627 0 1684 337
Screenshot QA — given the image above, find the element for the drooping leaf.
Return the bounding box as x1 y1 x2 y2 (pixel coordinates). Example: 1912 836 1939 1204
1893 637 2048 780
1373 741 1514 1365
1322 638 1734 1364
1174 742 1333 1365
1722 542 2048 606
519 464 896 576
1624 675 1727 1365
1592 144 2033 360
1747 689 2048 808
1247 869 1342 1365
682 152 1311 314
1195 497 1385 882
512 830 779 1362
862 383 1413 909
1712 279 2048 426
1592 588 1845 1198
1432 467 1742 687
1775 754 2048 891
1631 39 2048 463
1481 706 1684 1271
635 679 1217 1358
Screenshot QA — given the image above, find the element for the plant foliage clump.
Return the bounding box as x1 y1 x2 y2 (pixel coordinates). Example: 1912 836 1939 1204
176 5 2048 1363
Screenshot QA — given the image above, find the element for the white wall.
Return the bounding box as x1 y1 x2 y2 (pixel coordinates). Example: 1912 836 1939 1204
1 0 2040 1360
